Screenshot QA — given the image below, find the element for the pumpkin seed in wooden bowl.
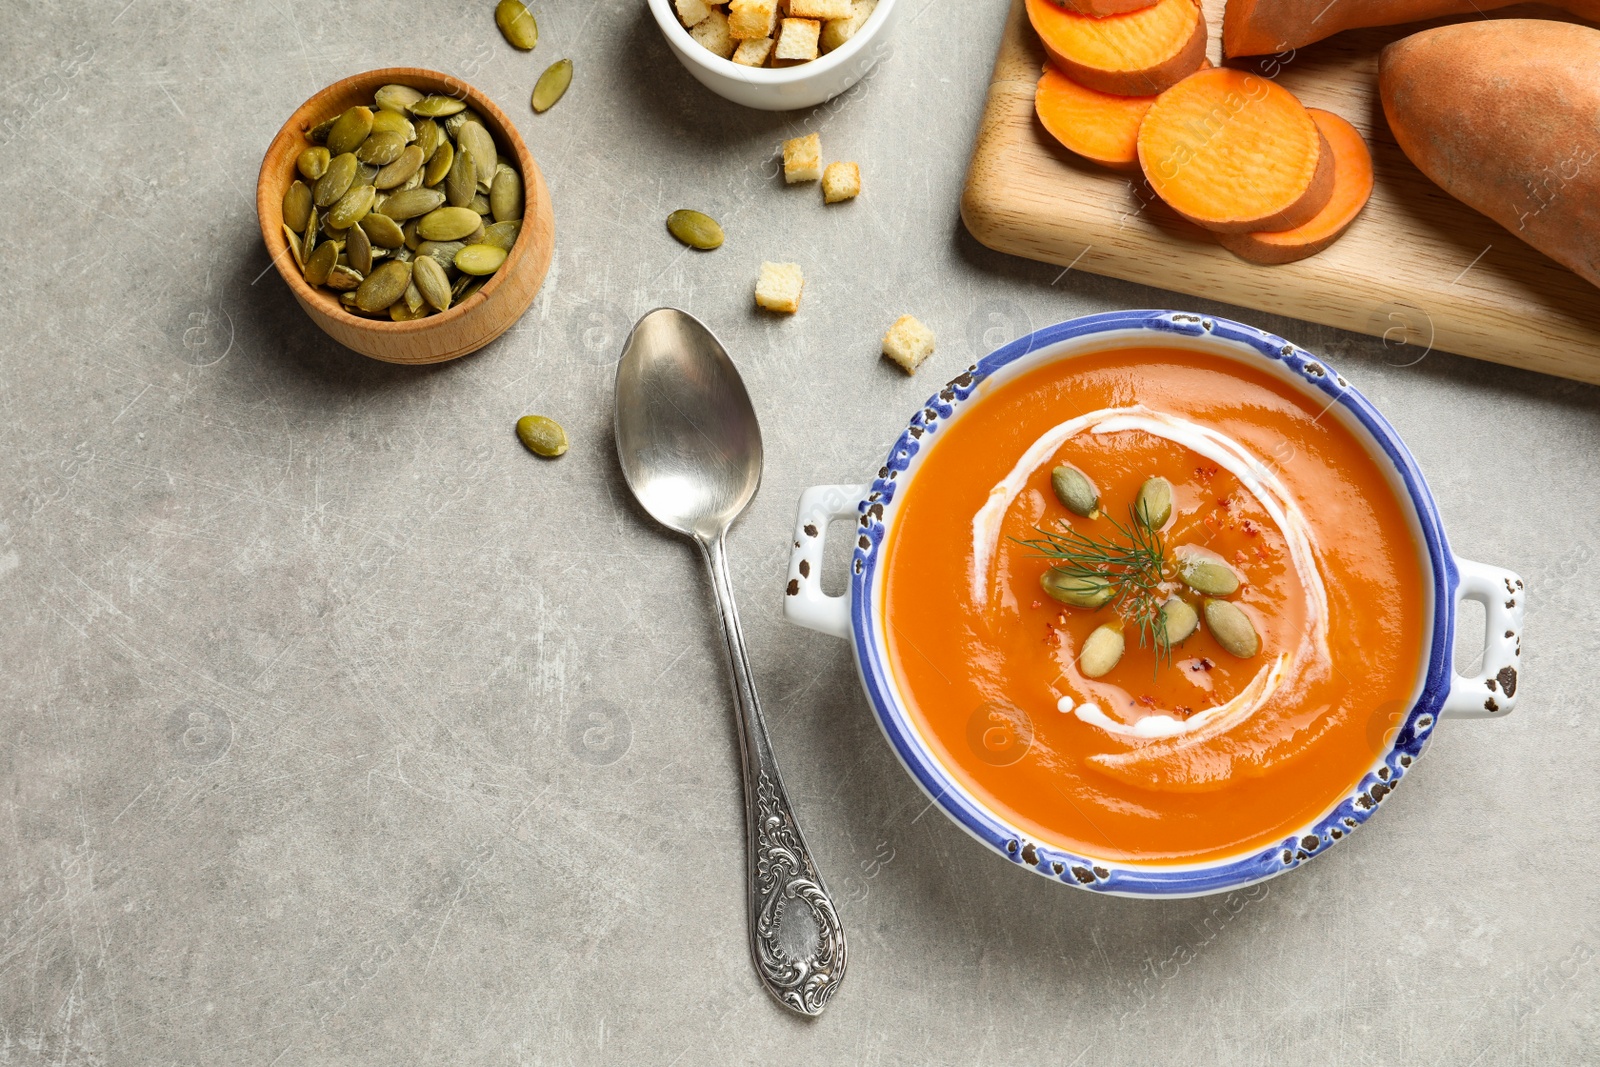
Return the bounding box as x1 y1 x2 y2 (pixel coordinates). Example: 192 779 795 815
256 67 553 364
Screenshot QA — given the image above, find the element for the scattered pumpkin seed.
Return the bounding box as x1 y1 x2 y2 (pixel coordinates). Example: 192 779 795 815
1051 465 1100 519
390 300 428 322
1135 476 1173 529
495 0 539 49
490 166 523 222
1204 598 1260 659
412 255 453 311
375 145 425 189
453 274 486 302
1078 623 1126 678
303 239 338 287
356 130 405 165
516 415 568 458
1158 597 1199 645
314 152 358 207
303 207 318 256
283 180 313 232
1179 555 1240 597
471 191 493 216
666 209 723 250
369 110 415 141
412 94 467 118
1040 569 1114 609
403 217 423 250
347 221 373 274
355 161 380 186
326 264 363 291
480 219 522 250
327 183 375 229
532 59 572 113
297 146 330 181
359 212 405 248
326 106 374 156
455 243 507 275
446 146 477 207
354 259 412 312
419 206 483 242
374 83 424 114
306 115 335 144
379 187 446 220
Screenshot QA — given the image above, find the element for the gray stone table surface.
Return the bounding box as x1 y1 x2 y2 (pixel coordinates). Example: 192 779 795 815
2 1 1598 1064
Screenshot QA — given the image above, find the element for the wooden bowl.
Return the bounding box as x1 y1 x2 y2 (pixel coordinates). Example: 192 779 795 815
256 67 554 365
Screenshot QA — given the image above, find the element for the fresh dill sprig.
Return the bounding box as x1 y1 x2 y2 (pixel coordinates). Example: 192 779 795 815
1014 505 1174 668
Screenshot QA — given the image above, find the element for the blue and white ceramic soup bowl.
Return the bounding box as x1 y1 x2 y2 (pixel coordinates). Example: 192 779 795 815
782 310 1525 899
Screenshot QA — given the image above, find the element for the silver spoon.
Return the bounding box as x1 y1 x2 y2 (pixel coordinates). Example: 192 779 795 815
614 307 847 1017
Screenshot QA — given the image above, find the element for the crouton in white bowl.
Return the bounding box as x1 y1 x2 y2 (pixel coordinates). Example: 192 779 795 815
648 0 900 111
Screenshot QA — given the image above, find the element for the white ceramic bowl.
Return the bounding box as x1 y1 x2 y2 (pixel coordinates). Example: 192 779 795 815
646 0 901 111
782 311 1526 898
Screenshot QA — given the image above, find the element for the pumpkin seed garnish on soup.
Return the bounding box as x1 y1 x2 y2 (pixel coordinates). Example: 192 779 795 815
1018 470 1260 676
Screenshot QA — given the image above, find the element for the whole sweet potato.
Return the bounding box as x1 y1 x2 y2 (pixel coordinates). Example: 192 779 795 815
1225 0 1600 58
1380 20 1600 290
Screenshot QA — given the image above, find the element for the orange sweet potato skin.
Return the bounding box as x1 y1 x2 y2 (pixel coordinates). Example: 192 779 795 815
1380 20 1600 289
1224 0 1600 57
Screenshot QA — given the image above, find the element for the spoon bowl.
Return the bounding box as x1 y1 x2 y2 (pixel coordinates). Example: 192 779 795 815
615 309 762 543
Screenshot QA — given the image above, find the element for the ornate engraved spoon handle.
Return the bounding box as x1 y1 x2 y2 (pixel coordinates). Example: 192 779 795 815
699 533 847 1017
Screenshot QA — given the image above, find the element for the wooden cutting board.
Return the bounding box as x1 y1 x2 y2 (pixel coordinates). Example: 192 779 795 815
961 0 1600 385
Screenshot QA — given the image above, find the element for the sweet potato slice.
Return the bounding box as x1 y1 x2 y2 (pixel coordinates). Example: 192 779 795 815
1137 67 1334 233
1219 109 1373 264
1024 0 1206 97
1380 20 1600 290
1035 62 1154 170
1223 0 1600 58
1034 59 1211 170
1056 0 1161 16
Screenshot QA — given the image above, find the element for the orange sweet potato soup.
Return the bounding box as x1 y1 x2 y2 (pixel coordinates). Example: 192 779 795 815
882 346 1429 863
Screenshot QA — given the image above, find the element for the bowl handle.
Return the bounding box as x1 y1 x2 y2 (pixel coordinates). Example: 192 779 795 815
1439 557 1525 719
782 484 869 639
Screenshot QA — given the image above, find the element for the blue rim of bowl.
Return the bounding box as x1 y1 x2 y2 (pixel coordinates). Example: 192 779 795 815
847 310 1458 897
647 0 897 84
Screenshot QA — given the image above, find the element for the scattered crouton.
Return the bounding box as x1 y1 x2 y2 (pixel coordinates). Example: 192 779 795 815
789 0 853 17
728 0 779 40
822 161 860 203
732 36 775 66
882 315 935 374
774 18 822 63
675 0 714 28
689 7 736 58
756 262 804 313
820 0 878 52
782 132 822 183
